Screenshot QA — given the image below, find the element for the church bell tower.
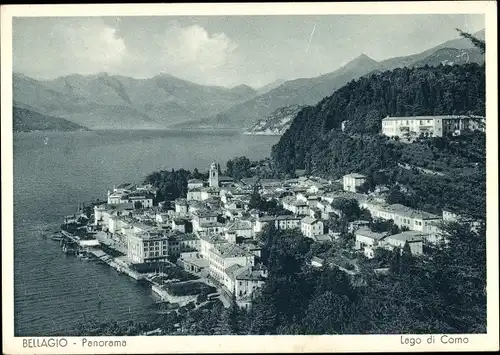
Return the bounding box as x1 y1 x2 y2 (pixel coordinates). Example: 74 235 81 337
209 162 219 187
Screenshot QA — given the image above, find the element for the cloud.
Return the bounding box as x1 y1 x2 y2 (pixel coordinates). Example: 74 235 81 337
162 24 237 72
50 21 127 71
14 19 127 78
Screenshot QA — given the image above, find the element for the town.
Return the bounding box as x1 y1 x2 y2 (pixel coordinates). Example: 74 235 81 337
56 123 482 313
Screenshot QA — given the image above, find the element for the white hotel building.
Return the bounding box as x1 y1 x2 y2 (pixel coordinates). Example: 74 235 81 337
381 115 485 139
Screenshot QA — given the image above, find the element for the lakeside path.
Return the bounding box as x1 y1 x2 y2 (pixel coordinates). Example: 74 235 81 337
95 231 128 254
93 231 232 307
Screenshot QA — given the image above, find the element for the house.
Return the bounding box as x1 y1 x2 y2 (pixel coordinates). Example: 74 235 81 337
174 198 188 214
155 212 170 225
354 227 386 250
343 173 367 193
171 219 187 233
191 210 219 232
234 264 267 309
348 220 371 234
225 219 254 240
224 264 267 309
301 217 324 239
282 198 309 216
187 187 203 201
253 215 302 233
209 243 255 285
380 231 425 255
188 179 204 190
311 256 324 268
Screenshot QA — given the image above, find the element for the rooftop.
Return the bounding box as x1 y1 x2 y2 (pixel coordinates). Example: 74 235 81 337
383 231 427 243
355 227 387 241
213 243 252 258
382 115 484 121
301 216 320 225
344 173 367 179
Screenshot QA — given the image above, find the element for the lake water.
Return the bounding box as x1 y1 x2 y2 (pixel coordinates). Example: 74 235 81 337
12 129 279 336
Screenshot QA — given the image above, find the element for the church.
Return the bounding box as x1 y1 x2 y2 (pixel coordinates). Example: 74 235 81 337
186 162 234 201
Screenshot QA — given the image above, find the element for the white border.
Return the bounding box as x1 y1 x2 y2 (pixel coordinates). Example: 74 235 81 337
1 2 498 354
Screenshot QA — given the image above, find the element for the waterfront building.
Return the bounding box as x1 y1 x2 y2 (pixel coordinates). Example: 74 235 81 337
127 230 170 264
167 233 200 257
381 115 485 139
343 173 367 193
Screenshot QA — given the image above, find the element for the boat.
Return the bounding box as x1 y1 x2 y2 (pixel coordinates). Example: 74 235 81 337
50 234 64 241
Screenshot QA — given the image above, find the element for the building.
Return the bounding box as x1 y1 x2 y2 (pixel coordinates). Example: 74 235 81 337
354 228 387 250
282 198 309 216
127 230 170 264
253 215 302 233
171 219 187 233
187 188 203 201
208 243 255 285
311 256 324 268
174 199 188 214
167 233 200 257
188 179 205 190
233 264 267 309
380 231 425 256
301 217 324 239
381 115 485 139
364 203 441 233
348 220 371 234
191 210 219 232
225 220 254 240
343 173 367 193
209 162 219 188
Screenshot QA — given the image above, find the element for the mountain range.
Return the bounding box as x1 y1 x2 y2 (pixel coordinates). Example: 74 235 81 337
13 30 484 132
13 72 258 130
177 29 484 131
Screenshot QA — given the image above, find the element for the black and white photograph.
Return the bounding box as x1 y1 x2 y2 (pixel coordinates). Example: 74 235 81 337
1 2 498 354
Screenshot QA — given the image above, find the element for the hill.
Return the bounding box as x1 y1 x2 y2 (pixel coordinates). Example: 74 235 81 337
13 106 90 132
178 30 484 131
12 72 257 130
244 105 305 135
271 63 485 218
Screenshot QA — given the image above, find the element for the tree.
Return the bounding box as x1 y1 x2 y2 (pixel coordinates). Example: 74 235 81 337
133 201 143 209
331 198 361 221
399 241 413 274
456 28 485 54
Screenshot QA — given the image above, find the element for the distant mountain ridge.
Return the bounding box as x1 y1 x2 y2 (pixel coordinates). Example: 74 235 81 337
177 29 485 131
13 30 484 131
13 72 258 130
13 106 90 132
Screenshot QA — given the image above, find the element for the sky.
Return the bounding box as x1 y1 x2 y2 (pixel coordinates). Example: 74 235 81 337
13 14 484 88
